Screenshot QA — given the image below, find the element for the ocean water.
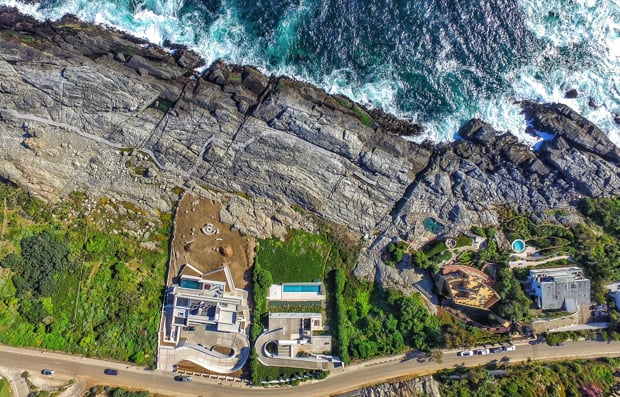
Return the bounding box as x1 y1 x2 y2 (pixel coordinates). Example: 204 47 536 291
1 0 619 145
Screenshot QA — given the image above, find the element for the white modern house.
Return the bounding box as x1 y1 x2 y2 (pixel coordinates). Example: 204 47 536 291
528 267 591 311
158 264 250 373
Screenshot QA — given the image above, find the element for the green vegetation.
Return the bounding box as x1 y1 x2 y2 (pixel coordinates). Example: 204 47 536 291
255 227 440 369
545 332 569 346
351 104 374 127
85 386 156 397
544 329 620 345
500 198 620 303
339 280 440 361
268 301 322 313
330 268 349 363
494 262 531 322
455 234 473 248
438 310 509 349
276 78 300 91
335 96 375 127
251 260 272 341
383 240 408 266
0 376 10 397
251 227 359 384
256 230 329 283
422 239 448 258
227 72 242 83
252 365 327 386
580 197 620 235
0 183 169 366
436 357 619 397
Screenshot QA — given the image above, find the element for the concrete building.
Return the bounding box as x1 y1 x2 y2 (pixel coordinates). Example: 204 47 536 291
157 264 250 373
528 267 590 311
435 265 501 312
255 282 340 371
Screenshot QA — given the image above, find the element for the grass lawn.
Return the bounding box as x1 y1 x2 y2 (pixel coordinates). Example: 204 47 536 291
0 377 11 397
256 230 330 283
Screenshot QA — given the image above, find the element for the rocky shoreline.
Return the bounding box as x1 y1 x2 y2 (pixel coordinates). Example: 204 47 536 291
342 376 441 397
0 8 618 291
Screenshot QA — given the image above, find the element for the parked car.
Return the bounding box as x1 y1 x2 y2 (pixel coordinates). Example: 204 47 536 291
474 349 490 355
489 347 504 354
41 369 54 376
104 369 119 376
457 350 473 357
504 344 516 351
174 375 192 382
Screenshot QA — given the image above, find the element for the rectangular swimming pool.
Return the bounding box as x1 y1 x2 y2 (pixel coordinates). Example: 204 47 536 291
283 284 321 293
181 279 201 289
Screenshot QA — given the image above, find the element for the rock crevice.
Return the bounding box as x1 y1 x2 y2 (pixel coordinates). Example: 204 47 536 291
0 7 617 256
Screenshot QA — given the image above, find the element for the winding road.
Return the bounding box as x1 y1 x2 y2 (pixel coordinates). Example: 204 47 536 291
2 340 620 397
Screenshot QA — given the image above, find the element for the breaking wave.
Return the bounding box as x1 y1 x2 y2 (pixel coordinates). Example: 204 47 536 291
1 0 618 144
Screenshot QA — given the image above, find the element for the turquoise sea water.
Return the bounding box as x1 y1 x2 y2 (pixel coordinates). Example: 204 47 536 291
1 0 619 144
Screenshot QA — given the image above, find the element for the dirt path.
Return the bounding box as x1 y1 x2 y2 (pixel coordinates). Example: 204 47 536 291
170 193 253 290
509 255 571 269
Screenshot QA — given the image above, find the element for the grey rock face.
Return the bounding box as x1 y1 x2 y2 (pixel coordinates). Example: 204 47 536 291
0 9 618 288
357 376 441 397
0 8 426 236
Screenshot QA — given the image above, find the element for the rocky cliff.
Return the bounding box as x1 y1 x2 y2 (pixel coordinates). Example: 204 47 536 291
0 8 618 288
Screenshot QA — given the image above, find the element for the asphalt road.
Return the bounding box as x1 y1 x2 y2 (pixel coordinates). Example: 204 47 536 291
2 340 620 397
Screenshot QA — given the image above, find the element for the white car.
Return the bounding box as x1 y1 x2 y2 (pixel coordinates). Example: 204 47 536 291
504 345 516 351
474 348 490 355
457 350 473 357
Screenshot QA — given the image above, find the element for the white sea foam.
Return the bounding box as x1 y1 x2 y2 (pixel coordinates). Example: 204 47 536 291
0 0 618 146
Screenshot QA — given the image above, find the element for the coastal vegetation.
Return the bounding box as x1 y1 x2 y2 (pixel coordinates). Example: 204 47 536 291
436 357 619 397
500 197 620 303
254 227 442 369
0 376 9 397
383 240 408 266
85 386 156 397
251 227 359 383
255 230 328 283
0 182 169 367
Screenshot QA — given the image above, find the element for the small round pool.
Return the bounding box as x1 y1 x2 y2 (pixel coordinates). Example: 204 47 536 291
512 239 526 253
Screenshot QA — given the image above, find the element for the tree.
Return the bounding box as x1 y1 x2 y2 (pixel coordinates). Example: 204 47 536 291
8 231 74 297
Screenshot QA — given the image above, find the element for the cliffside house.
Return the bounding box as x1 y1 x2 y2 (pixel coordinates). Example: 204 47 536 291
527 267 591 311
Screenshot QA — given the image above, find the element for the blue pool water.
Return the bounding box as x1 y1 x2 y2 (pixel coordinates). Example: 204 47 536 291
181 279 201 289
283 284 320 293
512 239 526 253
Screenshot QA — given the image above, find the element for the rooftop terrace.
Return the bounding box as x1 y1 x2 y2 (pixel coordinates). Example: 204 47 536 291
438 265 500 310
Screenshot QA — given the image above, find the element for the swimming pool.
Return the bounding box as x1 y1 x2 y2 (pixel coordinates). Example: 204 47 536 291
512 239 526 253
283 284 321 293
181 279 201 289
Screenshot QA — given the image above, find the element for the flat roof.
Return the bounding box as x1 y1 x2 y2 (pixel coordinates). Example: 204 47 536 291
217 322 240 333
530 267 587 283
530 266 584 276
219 309 236 325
